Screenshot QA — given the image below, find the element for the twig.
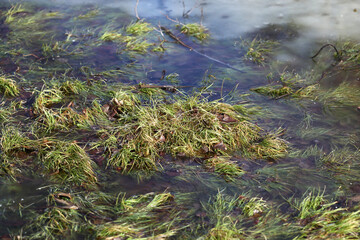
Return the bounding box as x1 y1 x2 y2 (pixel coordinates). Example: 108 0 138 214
311 43 340 59
163 14 183 25
135 0 140 20
160 26 245 73
200 6 204 26
182 1 199 18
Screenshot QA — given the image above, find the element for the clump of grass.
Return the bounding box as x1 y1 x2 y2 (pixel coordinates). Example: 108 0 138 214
0 107 13 123
292 189 360 239
0 127 35 156
38 140 98 187
238 37 278 65
96 93 287 173
251 85 292 98
28 206 83 239
42 41 67 59
205 156 245 181
318 147 359 168
0 127 36 180
4 4 28 24
249 128 288 160
252 71 319 99
335 41 360 69
1 126 98 186
33 88 64 115
58 79 86 95
75 9 99 20
242 197 268 217
201 191 271 239
99 31 152 53
178 23 210 41
317 82 360 108
99 31 123 42
124 39 152 53
201 191 245 239
0 75 20 97
95 192 180 239
126 21 152 36
5 4 63 48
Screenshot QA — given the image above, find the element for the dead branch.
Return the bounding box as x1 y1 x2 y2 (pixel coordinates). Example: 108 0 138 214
135 0 140 20
311 43 340 59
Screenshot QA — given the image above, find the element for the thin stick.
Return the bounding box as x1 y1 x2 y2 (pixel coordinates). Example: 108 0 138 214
164 14 182 25
311 43 340 59
200 6 204 26
135 0 140 20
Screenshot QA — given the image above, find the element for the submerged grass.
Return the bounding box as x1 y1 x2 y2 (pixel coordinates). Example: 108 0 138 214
0 126 97 187
3 2 360 239
0 75 20 97
22 190 183 239
291 189 360 239
178 23 210 41
38 140 98 187
95 92 287 173
237 37 279 65
204 156 245 181
126 21 152 36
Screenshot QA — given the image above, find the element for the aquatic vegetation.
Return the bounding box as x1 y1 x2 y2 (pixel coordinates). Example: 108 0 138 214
97 192 179 239
29 206 83 239
38 140 98 187
251 85 292 98
5 4 64 48
242 196 268 217
95 93 287 174
58 79 86 95
75 9 99 20
291 190 360 239
237 37 279 65
33 88 64 114
4 4 28 24
205 156 245 181
99 31 123 42
317 82 360 108
99 29 153 53
22 190 182 239
201 191 245 239
41 41 67 59
178 23 210 41
199 190 285 239
2 2 360 239
124 39 152 53
0 126 97 187
0 127 36 180
126 21 152 36
0 75 19 97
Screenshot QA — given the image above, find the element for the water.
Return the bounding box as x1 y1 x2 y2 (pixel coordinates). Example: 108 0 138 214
0 0 360 238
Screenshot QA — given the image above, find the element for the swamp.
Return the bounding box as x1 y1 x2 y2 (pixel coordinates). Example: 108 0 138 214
0 0 360 239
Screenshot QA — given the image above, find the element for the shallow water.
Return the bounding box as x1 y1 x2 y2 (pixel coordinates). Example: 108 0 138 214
0 0 360 238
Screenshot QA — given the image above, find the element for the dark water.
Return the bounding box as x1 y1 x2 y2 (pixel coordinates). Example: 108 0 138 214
0 0 360 238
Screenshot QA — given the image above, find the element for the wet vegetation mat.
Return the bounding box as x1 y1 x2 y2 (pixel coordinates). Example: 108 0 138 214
0 1 360 239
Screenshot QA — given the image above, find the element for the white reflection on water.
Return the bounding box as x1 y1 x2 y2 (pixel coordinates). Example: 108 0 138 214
44 0 360 41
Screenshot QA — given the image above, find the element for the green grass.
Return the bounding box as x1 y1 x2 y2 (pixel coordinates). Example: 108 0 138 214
126 21 152 36
179 23 210 41
0 76 20 97
291 189 360 239
99 31 123 42
38 140 98 187
93 92 287 174
238 37 279 65
5 4 28 24
205 156 245 181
